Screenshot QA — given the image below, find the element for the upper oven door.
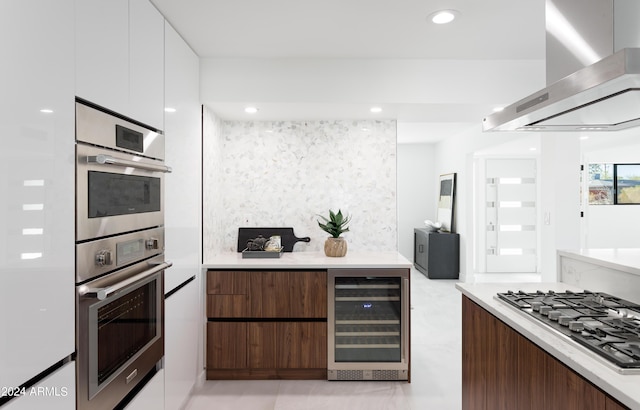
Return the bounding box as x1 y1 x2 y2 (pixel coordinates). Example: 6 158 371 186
76 143 171 241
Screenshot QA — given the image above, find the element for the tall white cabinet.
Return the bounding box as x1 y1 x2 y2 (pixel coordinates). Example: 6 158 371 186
163 21 203 410
0 0 75 407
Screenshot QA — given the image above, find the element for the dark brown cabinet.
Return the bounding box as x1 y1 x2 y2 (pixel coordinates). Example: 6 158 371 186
462 296 629 410
206 270 327 380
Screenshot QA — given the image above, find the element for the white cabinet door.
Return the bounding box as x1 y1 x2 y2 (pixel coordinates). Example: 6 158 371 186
163 24 201 409
165 280 200 410
130 0 165 130
3 362 75 410
164 21 202 293
0 0 75 390
76 0 164 130
124 369 165 410
75 0 129 115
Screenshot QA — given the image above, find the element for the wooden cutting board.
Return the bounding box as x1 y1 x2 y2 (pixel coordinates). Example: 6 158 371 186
237 227 311 252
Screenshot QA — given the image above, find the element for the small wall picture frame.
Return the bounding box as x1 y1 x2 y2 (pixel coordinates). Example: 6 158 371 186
436 173 456 232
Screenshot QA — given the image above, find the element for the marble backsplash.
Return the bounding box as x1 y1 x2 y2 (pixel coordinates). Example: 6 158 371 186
202 109 397 260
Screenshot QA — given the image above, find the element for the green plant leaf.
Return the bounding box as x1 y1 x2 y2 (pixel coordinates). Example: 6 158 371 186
317 209 351 237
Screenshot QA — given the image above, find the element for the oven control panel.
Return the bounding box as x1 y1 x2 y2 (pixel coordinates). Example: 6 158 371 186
76 226 164 283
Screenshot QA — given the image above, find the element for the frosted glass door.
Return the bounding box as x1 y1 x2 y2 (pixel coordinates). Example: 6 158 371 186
485 159 537 272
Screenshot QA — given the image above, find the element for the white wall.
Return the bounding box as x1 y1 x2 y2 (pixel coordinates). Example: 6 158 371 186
432 125 523 281
538 134 582 281
580 130 640 249
202 113 398 260
397 143 435 261
429 124 586 282
199 58 545 123
200 59 544 106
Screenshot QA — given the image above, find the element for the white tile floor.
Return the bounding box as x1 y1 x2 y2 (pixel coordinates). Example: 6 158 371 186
185 268 463 410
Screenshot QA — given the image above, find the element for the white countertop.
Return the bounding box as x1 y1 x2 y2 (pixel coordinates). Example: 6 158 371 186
558 248 640 277
202 251 413 270
457 282 640 409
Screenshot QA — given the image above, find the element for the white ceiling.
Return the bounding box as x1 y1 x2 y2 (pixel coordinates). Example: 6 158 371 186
151 0 547 143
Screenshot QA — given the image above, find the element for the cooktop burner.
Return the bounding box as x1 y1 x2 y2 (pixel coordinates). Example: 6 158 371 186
497 290 640 374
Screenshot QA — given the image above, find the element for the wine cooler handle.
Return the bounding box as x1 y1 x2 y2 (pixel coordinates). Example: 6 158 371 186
402 277 410 362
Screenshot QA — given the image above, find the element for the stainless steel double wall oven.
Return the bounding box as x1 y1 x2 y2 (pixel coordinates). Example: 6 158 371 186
75 100 172 410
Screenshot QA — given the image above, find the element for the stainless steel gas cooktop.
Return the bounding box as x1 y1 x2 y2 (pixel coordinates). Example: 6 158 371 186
497 290 640 374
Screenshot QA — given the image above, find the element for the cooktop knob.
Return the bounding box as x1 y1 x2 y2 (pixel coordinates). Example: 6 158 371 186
569 321 585 332
531 302 542 311
548 311 562 321
558 316 572 326
539 306 552 316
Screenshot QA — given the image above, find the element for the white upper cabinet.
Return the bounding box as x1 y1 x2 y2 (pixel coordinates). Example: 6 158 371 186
75 0 129 116
130 0 165 130
76 0 164 130
0 0 75 390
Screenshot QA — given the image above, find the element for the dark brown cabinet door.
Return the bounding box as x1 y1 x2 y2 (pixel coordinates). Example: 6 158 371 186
462 296 624 410
248 322 277 369
251 271 290 318
290 271 327 318
207 322 247 369
207 271 250 317
251 271 327 318
277 322 327 369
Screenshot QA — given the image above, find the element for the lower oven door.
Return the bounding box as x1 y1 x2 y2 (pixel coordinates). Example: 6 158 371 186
76 256 170 410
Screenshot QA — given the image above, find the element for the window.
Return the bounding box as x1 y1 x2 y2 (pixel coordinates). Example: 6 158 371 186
588 163 640 205
616 164 640 204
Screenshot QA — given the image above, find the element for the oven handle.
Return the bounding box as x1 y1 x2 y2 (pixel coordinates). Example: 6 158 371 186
87 154 172 173
80 261 172 301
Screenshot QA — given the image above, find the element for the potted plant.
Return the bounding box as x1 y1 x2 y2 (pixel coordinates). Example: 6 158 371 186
317 209 351 257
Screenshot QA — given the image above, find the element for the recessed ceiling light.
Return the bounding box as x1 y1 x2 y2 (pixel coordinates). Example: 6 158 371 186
244 106 259 114
164 107 176 113
370 107 382 113
493 106 505 112
429 10 459 25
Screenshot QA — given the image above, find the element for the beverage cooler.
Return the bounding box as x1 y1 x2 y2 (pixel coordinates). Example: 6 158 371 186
327 268 410 381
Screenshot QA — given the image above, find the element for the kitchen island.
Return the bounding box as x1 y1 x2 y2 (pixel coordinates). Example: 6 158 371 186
457 282 639 410
558 248 640 305
203 251 412 380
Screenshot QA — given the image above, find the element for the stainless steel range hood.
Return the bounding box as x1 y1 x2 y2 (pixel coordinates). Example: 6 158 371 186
483 0 640 132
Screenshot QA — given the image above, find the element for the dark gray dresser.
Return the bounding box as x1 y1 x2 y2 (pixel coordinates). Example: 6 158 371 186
414 228 459 279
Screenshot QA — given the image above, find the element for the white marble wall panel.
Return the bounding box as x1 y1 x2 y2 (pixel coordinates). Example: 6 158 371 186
202 113 397 260
202 107 225 259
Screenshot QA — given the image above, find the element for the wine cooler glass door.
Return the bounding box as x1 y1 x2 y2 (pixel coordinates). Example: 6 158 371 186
333 276 402 362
